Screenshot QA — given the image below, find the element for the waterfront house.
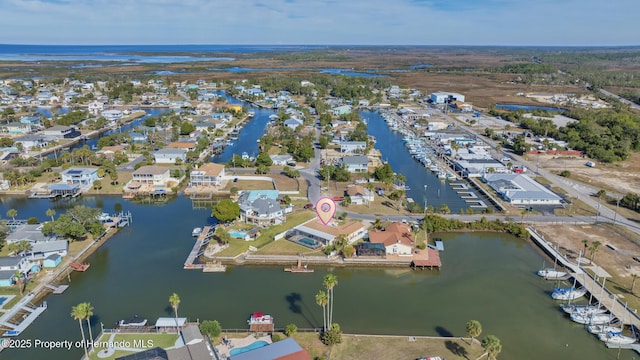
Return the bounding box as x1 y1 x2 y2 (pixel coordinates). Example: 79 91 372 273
96 145 127 160
284 117 304 130
20 114 42 127
43 125 80 140
231 338 311 360
61 168 99 186
154 148 187 164
129 131 148 143
131 166 171 186
189 163 225 187
88 101 104 115
13 135 48 151
483 173 563 206
0 256 31 273
238 190 284 225
28 240 68 260
340 141 367 154
167 142 197 151
332 105 352 116
270 154 294 166
358 99 370 107
346 185 374 205
291 219 366 246
0 122 31 135
339 155 369 173
369 222 414 256
6 224 51 244
101 109 123 122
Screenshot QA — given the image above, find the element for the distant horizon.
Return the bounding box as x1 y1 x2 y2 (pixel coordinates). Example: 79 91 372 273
1 43 640 49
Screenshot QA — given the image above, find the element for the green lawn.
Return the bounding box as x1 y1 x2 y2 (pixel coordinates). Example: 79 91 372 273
216 211 315 257
257 238 325 256
89 333 179 360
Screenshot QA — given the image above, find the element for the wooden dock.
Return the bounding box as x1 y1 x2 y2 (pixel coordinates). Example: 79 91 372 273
529 228 640 329
0 294 47 337
43 283 69 294
184 226 215 269
284 258 314 273
70 262 90 272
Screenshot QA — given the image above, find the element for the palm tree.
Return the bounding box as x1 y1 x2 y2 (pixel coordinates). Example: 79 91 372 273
46 208 56 222
581 239 589 256
588 240 602 262
315 290 329 332
373 217 382 230
466 320 482 346
71 303 89 358
83 302 95 349
169 292 181 331
323 274 338 326
6 209 17 221
13 270 24 295
481 335 502 360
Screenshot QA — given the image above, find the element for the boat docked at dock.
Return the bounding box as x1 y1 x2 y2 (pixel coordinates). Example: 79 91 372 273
537 269 568 280
598 331 637 345
248 311 274 332
561 304 607 316
570 312 617 325
192 227 203 237
551 286 587 300
588 323 624 334
118 315 148 328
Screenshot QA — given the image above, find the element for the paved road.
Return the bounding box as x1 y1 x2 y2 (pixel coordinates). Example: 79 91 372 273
441 112 640 236
599 89 640 112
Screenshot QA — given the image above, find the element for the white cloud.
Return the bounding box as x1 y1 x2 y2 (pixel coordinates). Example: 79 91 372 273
0 0 637 45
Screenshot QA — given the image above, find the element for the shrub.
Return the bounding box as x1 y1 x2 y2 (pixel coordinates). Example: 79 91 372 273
27 217 38 224
559 170 571 177
199 320 222 338
272 333 282 342
321 323 342 345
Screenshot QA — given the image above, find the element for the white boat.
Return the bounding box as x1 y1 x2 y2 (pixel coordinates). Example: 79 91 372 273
598 332 636 345
192 227 202 237
248 311 273 325
269 114 278 120
537 269 568 279
570 312 616 325
588 323 623 334
437 170 447 179
118 315 147 327
247 112 255 118
551 287 587 300
561 304 607 315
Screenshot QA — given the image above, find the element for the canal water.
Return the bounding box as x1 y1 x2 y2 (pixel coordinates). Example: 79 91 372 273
363 110 469 213
0 196 636 359
211 92 275 163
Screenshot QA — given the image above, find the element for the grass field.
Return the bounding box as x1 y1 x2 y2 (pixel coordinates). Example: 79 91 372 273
256 238 325 256
89 333 179 360
331 335 484 360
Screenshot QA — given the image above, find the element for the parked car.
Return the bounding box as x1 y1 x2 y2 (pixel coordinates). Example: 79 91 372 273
331 196 344 201
304 203 314 209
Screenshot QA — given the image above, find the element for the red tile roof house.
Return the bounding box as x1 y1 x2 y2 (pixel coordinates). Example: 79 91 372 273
368 222 415 256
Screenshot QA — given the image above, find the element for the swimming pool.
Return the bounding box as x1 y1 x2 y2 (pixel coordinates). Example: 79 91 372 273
0 297 6 306
299 237 316 247
229 231 247 239
229 340 269 356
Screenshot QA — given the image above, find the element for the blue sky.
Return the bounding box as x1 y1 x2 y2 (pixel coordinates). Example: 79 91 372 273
0 0 637 45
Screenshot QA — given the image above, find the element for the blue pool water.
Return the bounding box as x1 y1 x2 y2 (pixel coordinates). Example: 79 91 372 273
229 231 247 239
299 237 318 248
0 297 7 305
229 340 269 356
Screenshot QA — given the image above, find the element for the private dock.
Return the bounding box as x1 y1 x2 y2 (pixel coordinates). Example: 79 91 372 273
43 283 69 294
284 258 314 273
202 261 226 272
69 262 90 272
184 226 215 269
0 294 47 337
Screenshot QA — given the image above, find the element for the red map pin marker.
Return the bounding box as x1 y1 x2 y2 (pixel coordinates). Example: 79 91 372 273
315 197 336 225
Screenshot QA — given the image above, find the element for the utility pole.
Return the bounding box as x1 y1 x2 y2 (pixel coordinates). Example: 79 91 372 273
613 198 620 226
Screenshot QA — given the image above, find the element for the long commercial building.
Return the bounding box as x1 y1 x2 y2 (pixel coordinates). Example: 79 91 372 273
483 173 563 205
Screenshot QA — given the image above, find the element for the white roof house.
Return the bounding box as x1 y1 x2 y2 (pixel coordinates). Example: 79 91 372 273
483 173 563 205
154 148 187 164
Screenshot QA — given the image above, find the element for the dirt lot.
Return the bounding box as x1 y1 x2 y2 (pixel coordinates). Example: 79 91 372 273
534 223 640 311
536 152 640 195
